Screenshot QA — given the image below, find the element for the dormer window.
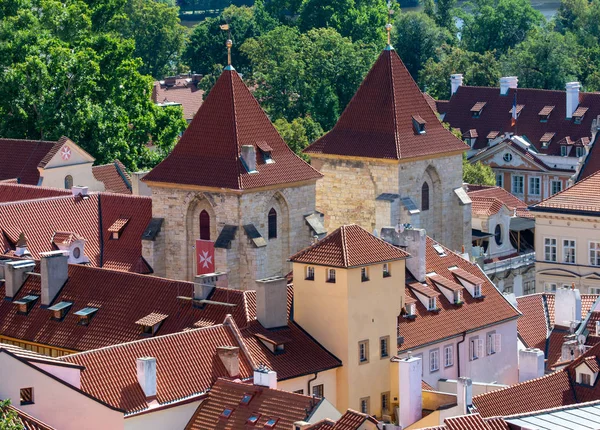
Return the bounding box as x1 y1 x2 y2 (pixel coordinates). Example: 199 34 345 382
136 312 168 336
454 290 462 304
576 146 584 157
405 302 416 317
470 102 486 118
108 218 130 240
412 115 426 134
462 129 478 148
474 284 482 297
255 332 289 354
14 295 39 315
540 132 555 148
561 145 567 156
576 357 599 386
257 141 275 164
573 106 588 124
509 104 524 118
361 267 369 282
450 267 485 299
327 269 336 283
428 297 437 311
306 266 315 280
486 131 499 142
48 301 73 321
74 306 98 326
539 105 554 121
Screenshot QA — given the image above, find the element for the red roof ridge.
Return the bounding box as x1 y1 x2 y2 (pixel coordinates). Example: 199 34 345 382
473 370 558 401
532 169 600 211
388 51 401 159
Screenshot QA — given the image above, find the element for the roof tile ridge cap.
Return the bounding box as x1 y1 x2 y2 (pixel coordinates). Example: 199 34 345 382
0 193 83 207
388 50 401 160
224 314 259 370
538 169 600 208
472 369 560 401
340 225 349 267
61 323 226 360
228 71 243 190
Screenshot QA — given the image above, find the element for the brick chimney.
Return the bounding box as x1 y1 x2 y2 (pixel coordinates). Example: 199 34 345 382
137 357 157 399
450 74 464 96
40 250 69 306
566 82 581 119
500 76 518 95
457 377 473 415
398 353 422 428
255 276 287 329
4 260 35 299
193 272 227 300
217 346 240 378
241 145 257 172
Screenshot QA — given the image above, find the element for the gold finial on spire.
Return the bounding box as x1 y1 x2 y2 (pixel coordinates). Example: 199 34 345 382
385 23 392 45
385 5 394 49
226 38 233 66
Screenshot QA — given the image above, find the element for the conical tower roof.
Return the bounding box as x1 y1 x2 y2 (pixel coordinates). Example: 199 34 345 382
304 48 467 160
144 69 322 190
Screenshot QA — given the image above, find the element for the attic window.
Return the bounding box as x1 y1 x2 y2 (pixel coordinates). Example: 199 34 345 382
255 332 290 355
561 145 568 156
539 105 554 121
108 218 130 240
454 290 462 305
257 141 274 164
240 394 253 405
74 306 98 326
48 301 73 321
135 312 168 336
221 408 234 419
509 104 525 117
404 302 416 318
412 115 426 134
573 107 588 124
427 297 437 311
486 131 499 142
247 414 261 425
540 132 555 147
433 244 446 257
265 418 279 428
470 102 486 118
14 295 39 315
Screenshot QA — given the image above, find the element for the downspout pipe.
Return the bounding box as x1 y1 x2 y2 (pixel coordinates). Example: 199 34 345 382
307 372 318 396
457 331 467 378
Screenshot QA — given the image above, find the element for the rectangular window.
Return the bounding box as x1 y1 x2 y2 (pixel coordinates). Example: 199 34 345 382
563 240 576 264
360 397 370 415
312 384 324 398
529 177 541 196
470 338 483 360
306 266 314 280
293 389 304 394
383 263 391 278
524 281 536 295
591 287 600 295
20 387 34 405
545 238 557 262
496 173 504 188
577 147 584 157
545 282 557 292
444 345 454 367
486 332 501 355
473 285 481 298
429 349 439 372
512 175 524 194
428 297 437 311
380 336 389 358
361 267 369 282
551 180 562 195
359 340 369 364
561 145 567 156
381 392 390 413
591 242 600 266
581 373 592 385
327 269 336 283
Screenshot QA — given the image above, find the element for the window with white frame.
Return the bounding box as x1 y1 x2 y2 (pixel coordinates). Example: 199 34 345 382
496 173 504 188
383 263 391 278
469 337 484 360
512 175 524 194
576 146 584 157
428 297 437 311
429 349 439 372
563 240 576 264
581 373 592 386
486 332 502 355
590 242 600 266
545 238 557 262
473 284 482 298
529 177 541 196
524 281 536 295
545 282 557 292
561 145 567 156
306 266 315 280
591 287 600 295
327 268 336 283
359 340 369 364
444 345 454 367
551 180 562 195
361 267 369 282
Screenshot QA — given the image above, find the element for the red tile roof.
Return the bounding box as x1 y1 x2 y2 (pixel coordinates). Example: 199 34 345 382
466 185 531 218
444 413 501 430
289 224 409 268
470 196 505 217
184 378 320 429
515 294 549 350
422 380 435 390
306 419 335 429
6 405 56 430
531 170 600 214
438 85 600 157
0 183 70 203
92 160 132 194
328 409 379 430
62 320 255 414
304 49 467 161
152 77 204 121
144 69 321 190
398 238 520 351
0 138 67 185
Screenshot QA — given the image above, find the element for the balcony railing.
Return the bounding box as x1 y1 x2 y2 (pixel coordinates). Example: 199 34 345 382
482 251 536 274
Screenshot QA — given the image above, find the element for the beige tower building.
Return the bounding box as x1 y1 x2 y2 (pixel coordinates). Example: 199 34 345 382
142 63 323 289
304 46 472 252
290 224 409 417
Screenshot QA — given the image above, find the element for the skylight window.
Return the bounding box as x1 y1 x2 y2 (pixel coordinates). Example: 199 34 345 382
221 408 234 419
14 295 39 315
433 244 446 257
247 414 261 425
240 394 253 405
265 418 279 428
74 306 98 326
48 301 73 321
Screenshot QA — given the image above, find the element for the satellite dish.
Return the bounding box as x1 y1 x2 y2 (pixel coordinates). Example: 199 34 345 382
395 224 400 234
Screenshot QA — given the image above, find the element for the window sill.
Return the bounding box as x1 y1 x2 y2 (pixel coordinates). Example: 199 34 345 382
430 368 439 373
20 402 34 406
359 360 369 365
380 354 389 360
383 273 391 278
361 278 370 282
404 314 417 320
326 280 336 283
305 277 314 281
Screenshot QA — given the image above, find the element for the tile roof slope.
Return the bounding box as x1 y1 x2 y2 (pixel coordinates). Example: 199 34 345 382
544 293 598 326
466 185 531 218
438 86 600 156
92 160 132 194
306 419 335 429
152 78 204 121
304 48 467 160
515 294 549 350
241 320 342 381
289 224 409 268
143 69 321 190
0 138 61 185
330 409 378 430
6 405 56 430
0 264 252 352
0 182 70 203
444 413 498 430
531 170 600 214
578 133 600 180
62 323 255 414
469 196 505 217
545 327 570 369
184 378 318 429
398 238 520 351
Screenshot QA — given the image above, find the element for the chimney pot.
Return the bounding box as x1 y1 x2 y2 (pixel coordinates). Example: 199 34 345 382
255 276 288 329
457 377 473 415
500 76 518 95
217 346 240 378
566 82 581 119
254 367 277 389
40 250 69 306
71 186 88 197
399 228 426 282
450 74 464 96
241 145 257 172
398 355 422 428
137 357 157 398
4 260 35 299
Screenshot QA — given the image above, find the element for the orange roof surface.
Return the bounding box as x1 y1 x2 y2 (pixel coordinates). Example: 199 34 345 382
305 48 467 160
531 170 600 214
398 238 520 351
184 378 320 429
0 137 68 185
466 185 530 218
515 294 549 350
144 69 321 190
289 224 409 268
152 77 204 121
470 196 506 217
7 405 56 430
0 183 70 203
327 409 379 429
92 160 131 194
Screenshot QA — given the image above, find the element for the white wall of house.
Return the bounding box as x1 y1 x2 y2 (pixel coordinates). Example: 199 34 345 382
124 400 202 430
0 352 124 430
277 368 338 406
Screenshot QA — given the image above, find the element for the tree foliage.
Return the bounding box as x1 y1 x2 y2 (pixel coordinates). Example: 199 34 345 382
273 116 324 159
463 155 496 185
0 400 23 430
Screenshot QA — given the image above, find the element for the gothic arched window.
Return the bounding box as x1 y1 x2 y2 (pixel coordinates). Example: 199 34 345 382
268 208 277 239
64 175 73 189
200 210 210 240
421 182 430 211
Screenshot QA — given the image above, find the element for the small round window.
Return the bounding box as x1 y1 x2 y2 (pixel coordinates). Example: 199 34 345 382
494 224 503 246
72 246 81 259
503 153 512 162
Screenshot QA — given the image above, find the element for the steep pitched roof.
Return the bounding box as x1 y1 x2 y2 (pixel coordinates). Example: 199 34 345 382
184 378 320 429
398 238 520 351
289 224 409 268
329 409 379 429
144 69 321 190
515 294 549 350
304 48 467 160
152 77 204 121
0 138 65 185
92 160 131 194
0 182 70 203
466 184 530 218
469 196 506 217
531 170 600 215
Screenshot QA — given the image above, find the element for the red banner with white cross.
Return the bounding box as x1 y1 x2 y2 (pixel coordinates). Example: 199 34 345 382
196 239 215 275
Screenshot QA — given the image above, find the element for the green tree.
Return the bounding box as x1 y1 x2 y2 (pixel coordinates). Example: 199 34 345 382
463 155 496 185
436 0 457 31
198 63 224 97
273 116 324 159
423 0 436 18
0 400 23 430
393 12 453 81
460 0 543 56
419 45 500 98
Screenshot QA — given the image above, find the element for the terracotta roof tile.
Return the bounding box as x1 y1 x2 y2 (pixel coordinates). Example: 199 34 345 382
539 106 555 116
428 274 463 292
471 102 487 112
289 224 409 268
583 356 600 373
466 185 528 214
546 327 570 369
107 217 129 233
422 380 435 390
7 405 56 430
52 231 83 246
486 131 499 139
450 267 484 285
330 409 378 430
408 281 440 298
515 294 549 350
532 170 600 214
135 312 168 326
305 49 467 160
0 138 61 185
463 129 478 139
540 132 555 142
444 413 495 430
306 419 335 429
152 78 204 121
0 183 70 203
92 161 132 194
470 196 505 217
573 106 589 118
184 378 319 429
144 69 321 190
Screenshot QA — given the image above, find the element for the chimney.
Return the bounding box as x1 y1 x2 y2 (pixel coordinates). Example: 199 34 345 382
4 260 35 299
40 251 69 306
193 272 227 300
136 357 157 398
450 74 464 96
255 276 288 329
566 82 581 119
457 377 473 415
72 186 88 197
399 228 426 282
254 366 277 389
217 346 240 378
519 348 545 382
554 286 581 327
398 353 422 428
499 76 518 95
15 233 30 257
241 145 257 172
